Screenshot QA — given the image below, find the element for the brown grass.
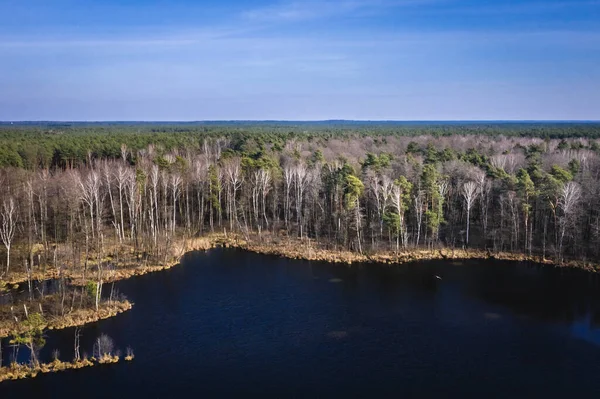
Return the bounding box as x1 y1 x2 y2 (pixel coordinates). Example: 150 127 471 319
0 300 133 339
0 355 123 383
203 232 599 272
2 232 597 296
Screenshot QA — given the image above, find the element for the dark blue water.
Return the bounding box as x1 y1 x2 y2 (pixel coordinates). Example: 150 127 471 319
3 248 600 397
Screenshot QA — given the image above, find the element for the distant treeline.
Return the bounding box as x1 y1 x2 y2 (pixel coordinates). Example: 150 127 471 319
1 122 599 169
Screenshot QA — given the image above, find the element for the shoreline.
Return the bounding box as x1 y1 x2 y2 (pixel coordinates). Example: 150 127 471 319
206 233 599 273
1 233 597 342
3 234 597 289
0 354 130 383
0 300 133 339
1 233 596 384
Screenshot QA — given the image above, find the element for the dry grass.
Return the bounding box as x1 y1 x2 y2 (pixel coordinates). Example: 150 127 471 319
0 300 133 339
46 300 133 331
97 355 120 364
2 232 597 295
0 356 121 383
203 232 598 272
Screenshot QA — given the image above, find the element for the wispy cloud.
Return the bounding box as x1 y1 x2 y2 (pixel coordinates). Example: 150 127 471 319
240 0 436 22
0 24 257 49
2 28 598 51
2 0 598 51
441 0 600 15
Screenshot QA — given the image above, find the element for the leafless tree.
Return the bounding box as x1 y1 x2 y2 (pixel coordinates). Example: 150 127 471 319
114 164 129 241
293 162 309 238
223 157 243 232
558 181 581 262
283 163 294 231
461 181 479 246
78 170 101 239
251 168 272 232
74 327 82 362
0 197 17 275
169 173 182 234
478 175 492 240
414 189 424 247
93 333 115 359
390 180 409 251
192 157 209 232
102 161 121 242
149 165 160 247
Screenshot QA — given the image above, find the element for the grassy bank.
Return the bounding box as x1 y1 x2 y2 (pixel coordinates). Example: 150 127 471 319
207 233 600 272
0 354 129 383
0 300 132 339
3 233 597 290
0 232 596 346
2 236 216 287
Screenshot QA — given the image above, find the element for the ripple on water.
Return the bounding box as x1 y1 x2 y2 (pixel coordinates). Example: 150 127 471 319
327 331 348 339
484 312 501 320
4 248 600 397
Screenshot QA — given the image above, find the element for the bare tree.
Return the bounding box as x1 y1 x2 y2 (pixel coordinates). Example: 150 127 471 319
283 163 294 231
37 170 49 250
93 333 115 359
0 197 17 275
102 161 121 242
414 189 424 247
251 168 272 232
114 164 129 241
558 181 581 262
149 165 160 247
461 181 479 246
222 158 242 232
293 163 309 238
478 175 492 240
125 168 142 242
379 175 393 235
169 173 182 234
258 168 272 229
390 178 411 251
74 327 82 362
192 158 209 232
78 171 101 239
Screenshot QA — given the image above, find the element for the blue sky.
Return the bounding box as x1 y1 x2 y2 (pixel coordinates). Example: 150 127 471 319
1 0 599 121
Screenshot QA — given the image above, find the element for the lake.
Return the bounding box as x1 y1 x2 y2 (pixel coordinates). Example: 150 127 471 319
3 248 600 397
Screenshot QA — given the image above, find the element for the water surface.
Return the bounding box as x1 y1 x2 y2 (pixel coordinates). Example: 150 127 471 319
3 248 600 397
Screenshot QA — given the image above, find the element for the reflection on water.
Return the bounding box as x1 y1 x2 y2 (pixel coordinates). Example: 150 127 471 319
0 279 61 305
327 331 348 339
570 312 600 347
484 312 502 320
3 249 600 397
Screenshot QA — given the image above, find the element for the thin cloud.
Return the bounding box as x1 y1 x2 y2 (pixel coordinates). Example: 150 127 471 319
440 0 600 15
2 28 599 51
240 0 438 22
0 25 257 49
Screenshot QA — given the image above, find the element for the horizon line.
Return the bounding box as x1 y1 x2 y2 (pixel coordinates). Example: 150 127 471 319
2 119 600 124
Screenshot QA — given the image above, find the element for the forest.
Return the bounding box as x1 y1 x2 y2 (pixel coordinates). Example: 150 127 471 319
1 122 600 375
1 121 600 169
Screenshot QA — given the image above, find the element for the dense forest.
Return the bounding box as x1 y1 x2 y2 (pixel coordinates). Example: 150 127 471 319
1 121 600 169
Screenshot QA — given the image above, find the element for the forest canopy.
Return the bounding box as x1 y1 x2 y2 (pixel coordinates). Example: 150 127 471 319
1 122 600 169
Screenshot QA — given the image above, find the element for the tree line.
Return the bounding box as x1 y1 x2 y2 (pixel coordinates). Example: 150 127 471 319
1 122 600 169
0 131 598 283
